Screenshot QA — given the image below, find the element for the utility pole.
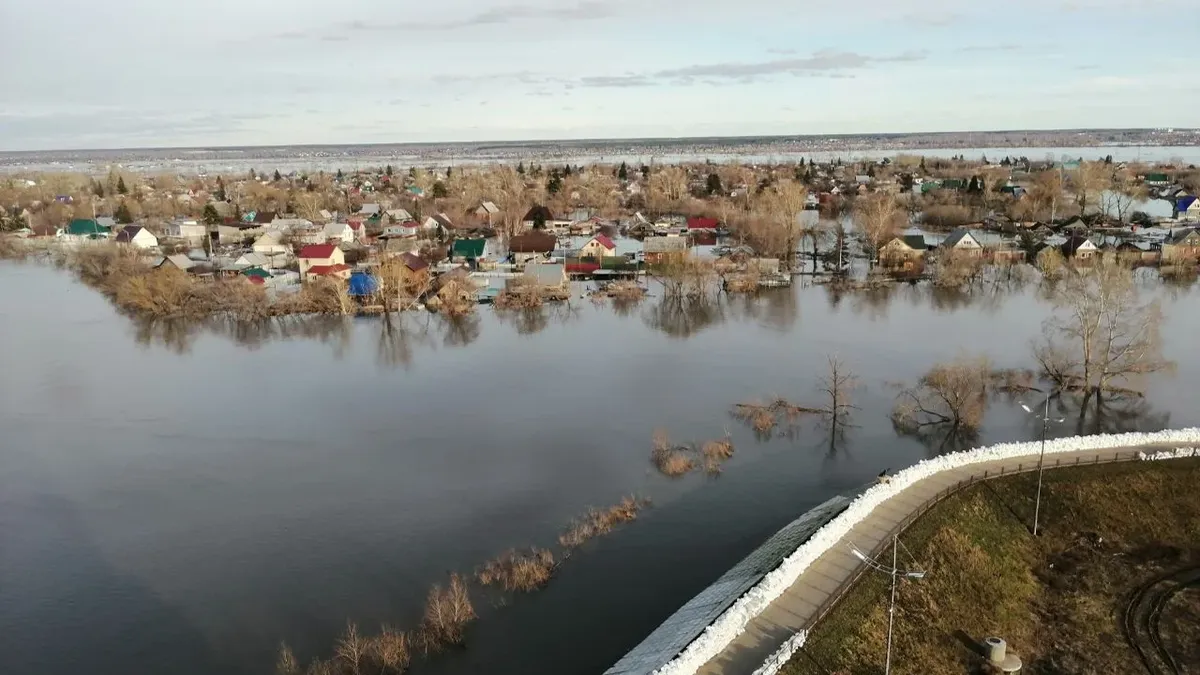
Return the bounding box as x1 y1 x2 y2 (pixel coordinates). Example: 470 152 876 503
1021 391 1065 537
850 537 926 675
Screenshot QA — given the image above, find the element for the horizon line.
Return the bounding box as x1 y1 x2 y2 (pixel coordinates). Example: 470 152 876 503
2 126 1196 156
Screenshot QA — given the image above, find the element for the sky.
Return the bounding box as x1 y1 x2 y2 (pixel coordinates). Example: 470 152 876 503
2 0 1198 150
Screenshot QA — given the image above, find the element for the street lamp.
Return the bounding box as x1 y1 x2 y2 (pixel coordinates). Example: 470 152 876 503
851 535 927 675
1019 393 1066 537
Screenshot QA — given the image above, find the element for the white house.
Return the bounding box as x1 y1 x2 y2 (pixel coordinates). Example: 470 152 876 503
422 213 453 236
234 252 271 269
941 228 984 255
114 226 159 249
252 231 293 268
323 222 356 244
166 218 207 244
383 222 419 238
298 244 347 280
359 203 381 217
579 234 617 258
386 208 412 222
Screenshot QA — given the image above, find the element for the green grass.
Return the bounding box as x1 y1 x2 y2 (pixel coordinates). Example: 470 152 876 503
782 459 1200 675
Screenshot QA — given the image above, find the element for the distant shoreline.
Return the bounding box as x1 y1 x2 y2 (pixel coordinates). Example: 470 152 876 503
3 127 1199 159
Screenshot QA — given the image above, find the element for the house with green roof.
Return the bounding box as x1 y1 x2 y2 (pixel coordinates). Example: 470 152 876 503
63 218 111 241
1145 173 1171 186
451 238 488 261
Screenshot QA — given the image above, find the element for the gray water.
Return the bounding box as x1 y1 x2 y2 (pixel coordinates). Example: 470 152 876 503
1 263 1197 675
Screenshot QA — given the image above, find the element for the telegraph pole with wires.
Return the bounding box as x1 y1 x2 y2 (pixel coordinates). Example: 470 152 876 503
850 535 927 675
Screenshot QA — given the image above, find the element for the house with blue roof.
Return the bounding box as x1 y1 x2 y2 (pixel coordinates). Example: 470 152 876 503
1176 195 1199 220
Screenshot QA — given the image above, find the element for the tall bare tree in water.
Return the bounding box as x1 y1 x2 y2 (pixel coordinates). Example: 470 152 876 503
818 354 859 456
855 194 904 266
1034 259 1172 431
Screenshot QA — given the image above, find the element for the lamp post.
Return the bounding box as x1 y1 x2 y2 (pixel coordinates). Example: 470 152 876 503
1020 393 1066 537
851 535 926 675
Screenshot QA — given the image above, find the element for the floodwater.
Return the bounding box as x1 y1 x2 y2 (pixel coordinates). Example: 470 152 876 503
2 263 1198 675
3 145 1199 176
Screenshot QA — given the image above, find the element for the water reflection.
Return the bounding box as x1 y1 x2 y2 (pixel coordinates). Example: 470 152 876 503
376 314 433 370
643 294 728 339
724 288 799 332
435 313 481 348
1051 391 1171 437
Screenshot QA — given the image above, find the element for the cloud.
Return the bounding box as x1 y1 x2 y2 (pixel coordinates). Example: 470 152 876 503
578 49 927 87
902 11 962 26
343 1 618 32
956 44 1019 53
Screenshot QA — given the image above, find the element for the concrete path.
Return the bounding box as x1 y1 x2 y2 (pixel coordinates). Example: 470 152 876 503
696 443 1185 675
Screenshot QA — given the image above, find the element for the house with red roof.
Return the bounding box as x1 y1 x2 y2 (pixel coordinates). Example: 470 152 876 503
579 234 617 258
298 244 346 281
686 217 719 230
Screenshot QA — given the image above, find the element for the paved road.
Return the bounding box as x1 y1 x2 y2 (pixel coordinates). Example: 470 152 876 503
696 443 1188 675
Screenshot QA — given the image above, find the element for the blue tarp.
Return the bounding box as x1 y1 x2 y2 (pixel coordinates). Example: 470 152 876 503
348 271 379 297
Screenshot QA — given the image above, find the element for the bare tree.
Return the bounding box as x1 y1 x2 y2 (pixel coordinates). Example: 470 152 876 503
335 622 367 675
1033 259 1173 430
1070 161 1112 216
819 354 859 431
892 355 992 452
855 194 904 265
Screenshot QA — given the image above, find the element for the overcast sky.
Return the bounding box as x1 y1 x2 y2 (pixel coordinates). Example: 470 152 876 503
2 0 1197 150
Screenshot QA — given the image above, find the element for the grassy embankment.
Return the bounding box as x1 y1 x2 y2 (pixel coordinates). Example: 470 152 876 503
784 459 1200 675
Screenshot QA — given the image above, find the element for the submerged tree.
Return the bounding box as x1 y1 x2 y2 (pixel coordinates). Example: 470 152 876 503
818 354 860 457
892 355 992 454
1033 259 1173 432
855 193 904 265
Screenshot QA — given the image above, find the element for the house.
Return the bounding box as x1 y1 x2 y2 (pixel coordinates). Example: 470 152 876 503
216 221 263 243
96 216 117 230
522 205 555 229
422 213 454 236
159 254 196 272
879 234 928 268
234 252 271 269
686 216 719 231
1060 235 1098 260
940 228 984 256
359 203 381 217
1116 240 1161 265
474 201 501 224
508 231 557 263
643 236 689 264
62 218 111 242
1161 228 1200 263
399 252 429 273
324 222 356 244
166 218 207 244
523 262 568 291
306 263 353 280
386 208 413 223
114 226 158 249
579 234 617 258
298 244 346 280
251 232 293 268
383 221 420 238
451 238 489 262
1176 196 1200 220
1144 173 1171 187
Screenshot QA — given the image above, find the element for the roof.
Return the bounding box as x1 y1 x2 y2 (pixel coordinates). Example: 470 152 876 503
525 263 566 285
66 218 108 236
477 201 500 214
163 254 195 270
452 239 487 258
687 217 719 230
359 203 381 215
114 226 146 242
307 263 352 276
400 252 429 271
523 205 555 222
1146 173 1170 182
509 231 557 253
299 244 338 259
900 234 928 250
1061 235 1097 255
1167 228 1200 245
589 234 616 250
348 270 379 296
1178 196 1198 211
241 267 271 279
251 210 277 224
941 228 978 248
644 236 689 253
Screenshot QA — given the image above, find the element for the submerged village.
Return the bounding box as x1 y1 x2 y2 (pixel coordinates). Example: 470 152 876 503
3 154 1200 321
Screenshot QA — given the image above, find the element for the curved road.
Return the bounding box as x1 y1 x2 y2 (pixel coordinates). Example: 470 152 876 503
695 443 1192 675
1123 566 1200 675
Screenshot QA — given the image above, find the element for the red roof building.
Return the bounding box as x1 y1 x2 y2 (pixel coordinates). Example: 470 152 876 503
299 244 338 259
687 217 719 230
306 263 353 278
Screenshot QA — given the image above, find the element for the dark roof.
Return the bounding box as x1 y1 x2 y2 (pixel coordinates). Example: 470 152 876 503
509 231 557 253
1060 235 1094 256
400 252 429 271
67 218 107 235
114 226 144 242
252 210 277 224
431 213 455 228
1168 228 1200 245
1178 196 1198 211
523 205 554 222
901 234 928 250
299 244 338 259
941 228 975 248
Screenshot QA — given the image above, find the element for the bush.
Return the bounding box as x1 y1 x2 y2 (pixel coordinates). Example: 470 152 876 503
477 548 556 592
